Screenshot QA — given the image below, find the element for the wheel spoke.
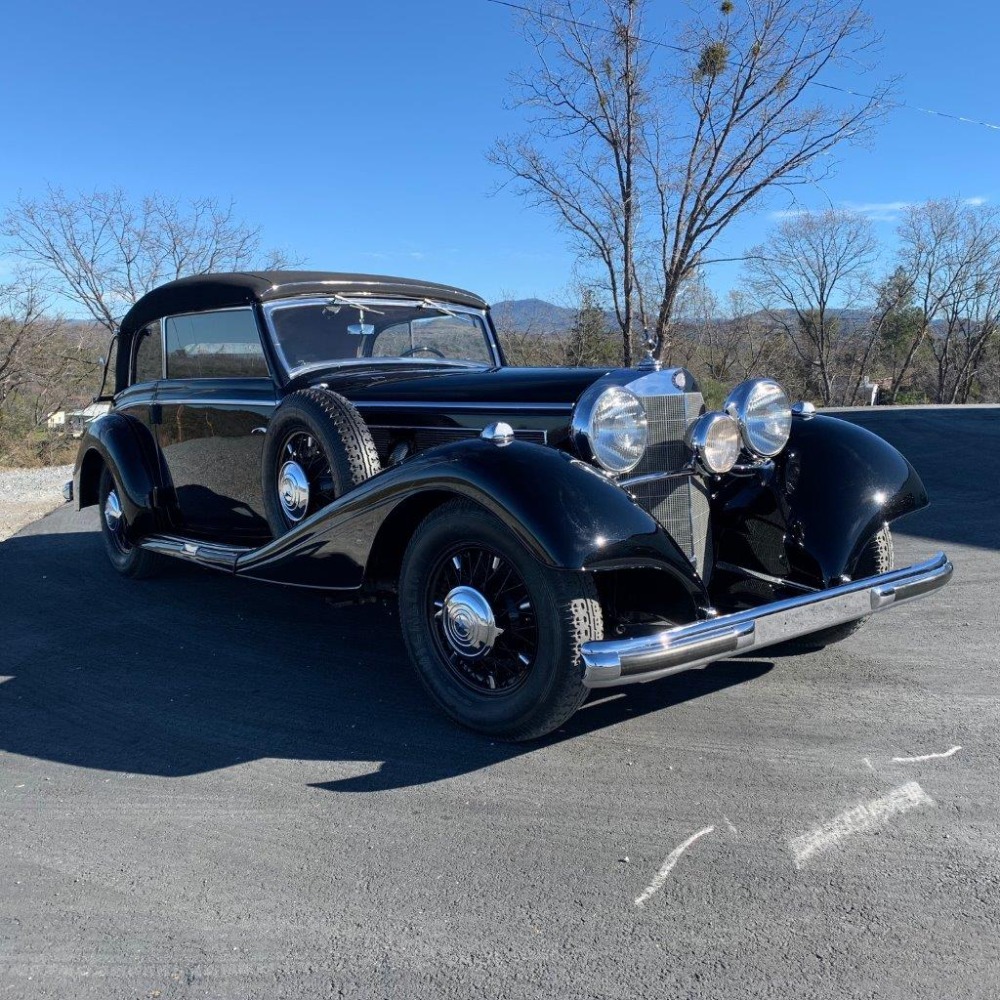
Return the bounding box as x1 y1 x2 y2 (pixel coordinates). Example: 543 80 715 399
428 544 539 695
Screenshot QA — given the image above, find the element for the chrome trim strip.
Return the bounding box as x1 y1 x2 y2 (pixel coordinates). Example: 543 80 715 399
114 396 566 413
713 561 820 594
368 423 547 441
581 552 953 687
618 467 694 488
138 535 252 571
150 398 277 407
356 400 572 412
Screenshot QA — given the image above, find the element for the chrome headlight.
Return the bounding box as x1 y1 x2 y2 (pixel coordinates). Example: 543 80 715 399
572 385 648 474
724 379 792 458
686 412 741 475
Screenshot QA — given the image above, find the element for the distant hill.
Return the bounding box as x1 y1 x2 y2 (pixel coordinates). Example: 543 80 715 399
491 298 577 335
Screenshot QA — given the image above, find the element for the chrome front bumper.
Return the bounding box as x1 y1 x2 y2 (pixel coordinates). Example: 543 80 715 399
581 552 953 688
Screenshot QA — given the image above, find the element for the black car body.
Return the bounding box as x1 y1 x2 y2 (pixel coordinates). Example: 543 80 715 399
73 271 953 738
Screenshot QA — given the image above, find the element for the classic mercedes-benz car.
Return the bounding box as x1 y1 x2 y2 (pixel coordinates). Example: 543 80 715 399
72 271 952 739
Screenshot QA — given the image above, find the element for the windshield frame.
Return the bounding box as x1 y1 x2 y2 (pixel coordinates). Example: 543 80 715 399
261 295 502 379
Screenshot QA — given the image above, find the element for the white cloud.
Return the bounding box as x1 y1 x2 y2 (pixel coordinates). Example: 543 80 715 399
843 200 912 215
769 201 911 224
840 201 912 222
963 196 988 206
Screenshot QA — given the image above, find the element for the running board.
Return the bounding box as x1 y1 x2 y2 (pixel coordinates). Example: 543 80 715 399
139 535 253 572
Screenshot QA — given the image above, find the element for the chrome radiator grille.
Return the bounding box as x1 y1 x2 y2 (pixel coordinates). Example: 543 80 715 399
625 387 712 576
628 392 704 478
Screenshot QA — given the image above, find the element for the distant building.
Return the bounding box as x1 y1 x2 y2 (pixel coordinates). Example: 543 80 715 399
46 402 111 437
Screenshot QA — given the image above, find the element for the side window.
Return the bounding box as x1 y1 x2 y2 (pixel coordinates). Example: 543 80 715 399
132 322 163 385
164 309 269 379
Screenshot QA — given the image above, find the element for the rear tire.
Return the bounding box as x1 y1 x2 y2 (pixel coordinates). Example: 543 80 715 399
784 525 894 651
98 467 163 579
398 499 603 741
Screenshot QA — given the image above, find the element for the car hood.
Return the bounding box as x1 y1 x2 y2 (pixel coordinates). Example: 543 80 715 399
291 364 613 410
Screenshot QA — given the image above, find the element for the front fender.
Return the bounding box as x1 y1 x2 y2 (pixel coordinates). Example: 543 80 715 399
73 412 162 533
717 414 927 588
235 439 707 600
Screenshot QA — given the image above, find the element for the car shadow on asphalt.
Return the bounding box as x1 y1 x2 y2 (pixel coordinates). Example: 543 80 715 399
0 518 772 793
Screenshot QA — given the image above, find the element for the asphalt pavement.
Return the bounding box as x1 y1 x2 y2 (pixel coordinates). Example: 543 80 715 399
1 408 997 999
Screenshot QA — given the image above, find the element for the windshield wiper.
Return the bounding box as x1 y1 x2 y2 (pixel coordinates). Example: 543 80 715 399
323 294 386 316
418 298 463 318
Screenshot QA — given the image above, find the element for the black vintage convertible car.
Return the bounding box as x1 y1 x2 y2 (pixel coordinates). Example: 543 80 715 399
72 271 952 739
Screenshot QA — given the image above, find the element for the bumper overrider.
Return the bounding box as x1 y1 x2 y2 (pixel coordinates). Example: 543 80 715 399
582 552 953 687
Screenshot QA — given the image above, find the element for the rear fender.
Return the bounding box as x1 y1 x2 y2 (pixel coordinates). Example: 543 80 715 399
73 412 162 534
235 439 707 602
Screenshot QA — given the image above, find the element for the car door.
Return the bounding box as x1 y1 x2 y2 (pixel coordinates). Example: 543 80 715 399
155 307 276 540
115 319 163 447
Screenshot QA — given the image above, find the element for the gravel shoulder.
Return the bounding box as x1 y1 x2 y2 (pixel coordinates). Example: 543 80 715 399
0 465 73 542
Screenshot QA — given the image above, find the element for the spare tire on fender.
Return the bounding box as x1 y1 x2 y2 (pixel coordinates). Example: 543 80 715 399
262 387 381 537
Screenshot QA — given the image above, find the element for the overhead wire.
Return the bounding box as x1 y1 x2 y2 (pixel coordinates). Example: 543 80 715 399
486 0 1000 133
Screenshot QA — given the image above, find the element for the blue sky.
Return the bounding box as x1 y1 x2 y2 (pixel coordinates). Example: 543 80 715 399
2 0 998 308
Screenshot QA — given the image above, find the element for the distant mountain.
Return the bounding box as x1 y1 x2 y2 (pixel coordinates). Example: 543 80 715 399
491 298 577 335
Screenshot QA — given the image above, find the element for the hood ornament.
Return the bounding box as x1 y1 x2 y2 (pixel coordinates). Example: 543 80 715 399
636 326 661 371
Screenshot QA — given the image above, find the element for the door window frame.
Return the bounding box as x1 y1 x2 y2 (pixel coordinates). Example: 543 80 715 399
130 318 166 386
161 306 273 381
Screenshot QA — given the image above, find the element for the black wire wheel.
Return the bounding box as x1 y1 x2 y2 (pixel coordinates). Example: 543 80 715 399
262 388 380 537
98 466 162 579
399 499 604 740
274 430 337 524
427 543 539 695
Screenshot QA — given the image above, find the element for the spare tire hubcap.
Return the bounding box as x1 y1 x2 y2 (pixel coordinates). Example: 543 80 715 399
278 461 310 522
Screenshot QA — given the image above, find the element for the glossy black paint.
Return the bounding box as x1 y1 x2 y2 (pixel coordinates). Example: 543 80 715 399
73 412 163 537
78 272 937 629
153 377 276 538
713 414 928 592
234 439 709 602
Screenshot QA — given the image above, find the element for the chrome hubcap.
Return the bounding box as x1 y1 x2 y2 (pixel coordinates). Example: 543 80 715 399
104 489 124 535
439 586 504 658
278 461 310 522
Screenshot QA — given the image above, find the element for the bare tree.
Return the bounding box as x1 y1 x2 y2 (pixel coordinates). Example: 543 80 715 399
3 187 295 337
491 0 645 364
492 0 887 366
698 289 790 385
893 199 1000 403
564 286 621 366
744 209 878 404
0 276 99 438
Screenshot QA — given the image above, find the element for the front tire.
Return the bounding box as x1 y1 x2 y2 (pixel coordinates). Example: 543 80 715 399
98 467 162 579
398 499 603 741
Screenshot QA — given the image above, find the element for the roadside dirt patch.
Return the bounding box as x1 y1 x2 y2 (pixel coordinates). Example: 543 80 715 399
0 465 72 542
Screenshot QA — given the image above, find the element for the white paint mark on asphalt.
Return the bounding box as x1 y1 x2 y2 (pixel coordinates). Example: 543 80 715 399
723 815 738 836
790 782 934 868
892 745 962 763
863 757 874 771
634 826 715 907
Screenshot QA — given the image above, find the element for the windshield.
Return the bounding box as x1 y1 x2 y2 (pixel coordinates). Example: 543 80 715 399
265 298 496 375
